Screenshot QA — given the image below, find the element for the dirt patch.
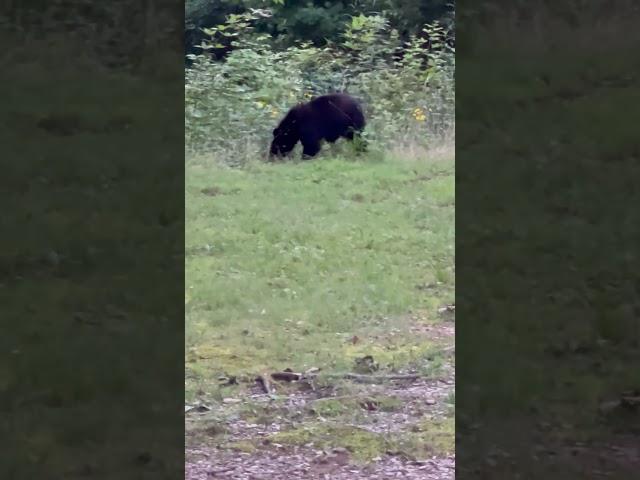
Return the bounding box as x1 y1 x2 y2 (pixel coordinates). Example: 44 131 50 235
409 321 455 342
201 186 223 196
200 186 241 196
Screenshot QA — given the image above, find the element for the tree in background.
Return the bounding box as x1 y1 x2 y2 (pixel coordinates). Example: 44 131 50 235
185 0 454 61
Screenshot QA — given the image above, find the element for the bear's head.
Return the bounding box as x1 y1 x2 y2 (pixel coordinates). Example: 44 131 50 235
269 110 300 158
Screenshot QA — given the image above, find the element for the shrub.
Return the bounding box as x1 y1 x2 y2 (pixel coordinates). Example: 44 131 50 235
185 12 454 165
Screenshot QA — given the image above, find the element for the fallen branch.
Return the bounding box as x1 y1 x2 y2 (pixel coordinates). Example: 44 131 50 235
323 373 423 384
269 371 440 384
271 371 302 382
255 375 273 394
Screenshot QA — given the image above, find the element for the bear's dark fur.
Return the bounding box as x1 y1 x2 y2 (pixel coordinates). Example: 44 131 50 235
269 93 366 159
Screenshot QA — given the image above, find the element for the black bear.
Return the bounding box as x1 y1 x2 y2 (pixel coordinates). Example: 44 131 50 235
269 93 366 159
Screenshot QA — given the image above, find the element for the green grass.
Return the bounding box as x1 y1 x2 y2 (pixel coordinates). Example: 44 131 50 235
185 154 454 399
458 46 640 415
1 46 184 478
456 16 640 477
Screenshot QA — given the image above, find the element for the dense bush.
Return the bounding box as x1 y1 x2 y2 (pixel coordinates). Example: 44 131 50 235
185 12 454 164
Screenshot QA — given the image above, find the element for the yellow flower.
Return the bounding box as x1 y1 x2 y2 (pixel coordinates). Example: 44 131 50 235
303 92 313 99
270 108 279 118
412 107 426 122
256 100 267 109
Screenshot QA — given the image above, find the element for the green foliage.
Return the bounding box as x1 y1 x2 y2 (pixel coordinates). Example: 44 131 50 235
185 12 454 164
185 0 454 47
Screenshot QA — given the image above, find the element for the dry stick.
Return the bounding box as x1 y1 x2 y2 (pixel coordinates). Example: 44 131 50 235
320 373 425 384
269 371 446 384
255 375 273 394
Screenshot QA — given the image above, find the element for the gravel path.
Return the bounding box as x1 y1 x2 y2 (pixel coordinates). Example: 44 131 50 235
186 447 454 479
186 321 455 480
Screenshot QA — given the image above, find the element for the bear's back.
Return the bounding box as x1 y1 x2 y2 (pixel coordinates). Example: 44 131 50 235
307 94 365 131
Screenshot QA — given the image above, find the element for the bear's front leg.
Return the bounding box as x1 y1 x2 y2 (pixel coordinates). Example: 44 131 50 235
301 137 321 159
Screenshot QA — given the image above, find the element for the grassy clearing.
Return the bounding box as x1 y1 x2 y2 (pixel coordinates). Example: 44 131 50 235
185 148 454 464
185 153 454 400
